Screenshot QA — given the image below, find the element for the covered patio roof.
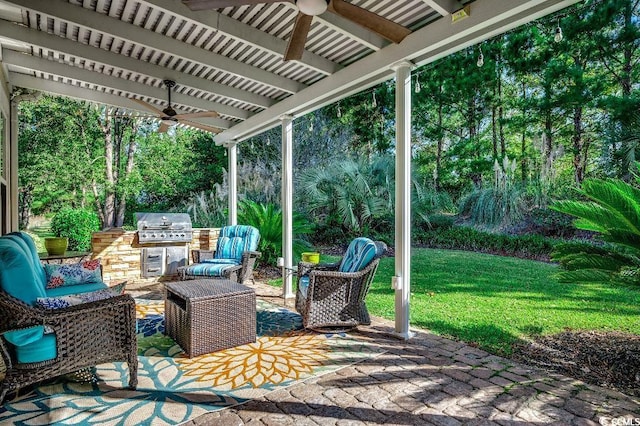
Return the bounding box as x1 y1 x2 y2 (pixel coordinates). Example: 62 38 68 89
0 0 576 141
0 0 579 337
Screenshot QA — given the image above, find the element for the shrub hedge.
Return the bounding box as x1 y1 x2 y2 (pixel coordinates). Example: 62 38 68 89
414 226 557 261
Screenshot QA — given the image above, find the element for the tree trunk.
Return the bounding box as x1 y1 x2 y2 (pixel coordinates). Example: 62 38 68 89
572 105 585 184
469 95 481 188
498 51 506 159
542 83 554 172
435 87 443 191
520 81 528 182
492 102 498 159
100 114 115 229
91 181 105 226
18 185 33 230
544 109 553 170
621 0 634 98
115 122 138 227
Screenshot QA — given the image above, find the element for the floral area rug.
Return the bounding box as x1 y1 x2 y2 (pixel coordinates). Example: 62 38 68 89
0 299 382 425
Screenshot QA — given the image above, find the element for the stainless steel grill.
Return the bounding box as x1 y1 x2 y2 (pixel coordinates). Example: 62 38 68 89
136 213 193 278
136 213 192 244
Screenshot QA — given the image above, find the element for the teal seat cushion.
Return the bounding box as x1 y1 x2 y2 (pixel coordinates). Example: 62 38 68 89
0 238 47 304
4 326 57 364
215 225 260 262
338 238 378 273
45 282 108 297
184 263 238 277
201 258 239 265
16 333 57 364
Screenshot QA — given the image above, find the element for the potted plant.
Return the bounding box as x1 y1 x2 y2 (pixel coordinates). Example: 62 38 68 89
44 236 68 256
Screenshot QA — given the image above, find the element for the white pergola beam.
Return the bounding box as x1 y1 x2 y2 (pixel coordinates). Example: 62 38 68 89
0 20 273 109
8 73 234 130
143 0 340 76
2 49 251 121
215 0 580 144
7 0 306 94
421 0 464 16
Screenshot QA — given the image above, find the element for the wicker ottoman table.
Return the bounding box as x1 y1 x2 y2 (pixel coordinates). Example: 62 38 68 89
164 279 256 357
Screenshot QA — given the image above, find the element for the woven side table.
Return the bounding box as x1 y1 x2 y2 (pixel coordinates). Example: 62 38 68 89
164 279 256 357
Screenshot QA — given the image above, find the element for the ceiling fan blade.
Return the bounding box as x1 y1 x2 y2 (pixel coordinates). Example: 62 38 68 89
173 111 220 120
158 122 171 133
182 0 284 11
180 120 223 134
285 12 313 61
328 0 411 44
131 98 164 117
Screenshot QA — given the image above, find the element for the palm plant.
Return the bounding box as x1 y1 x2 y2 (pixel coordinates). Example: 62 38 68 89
551 172 640 285
297 157 392 237
238 200 313 265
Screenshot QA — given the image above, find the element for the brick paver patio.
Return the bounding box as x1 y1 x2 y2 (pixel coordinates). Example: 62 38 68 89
132 280 640 425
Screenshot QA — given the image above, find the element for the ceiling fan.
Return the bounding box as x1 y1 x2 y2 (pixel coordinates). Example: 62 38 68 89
131 79 222 133
182 0 412 61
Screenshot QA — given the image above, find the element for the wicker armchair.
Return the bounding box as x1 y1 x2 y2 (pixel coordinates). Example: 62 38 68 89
179 225 261 285
0 291 138 404
295 239 387 332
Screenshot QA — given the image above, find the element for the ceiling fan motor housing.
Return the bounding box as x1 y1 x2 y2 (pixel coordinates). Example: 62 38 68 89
296 0 328 16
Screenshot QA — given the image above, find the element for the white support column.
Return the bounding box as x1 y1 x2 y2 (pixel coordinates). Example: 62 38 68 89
281 115 295 299
227 141 238 226
392 60 414 340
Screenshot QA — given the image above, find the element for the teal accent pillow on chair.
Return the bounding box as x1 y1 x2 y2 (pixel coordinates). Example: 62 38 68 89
338 237 379 273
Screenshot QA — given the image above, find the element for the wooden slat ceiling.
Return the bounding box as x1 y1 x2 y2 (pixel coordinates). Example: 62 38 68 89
0 0 577 141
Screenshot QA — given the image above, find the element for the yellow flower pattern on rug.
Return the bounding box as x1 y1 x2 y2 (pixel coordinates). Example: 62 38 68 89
177 332 330 389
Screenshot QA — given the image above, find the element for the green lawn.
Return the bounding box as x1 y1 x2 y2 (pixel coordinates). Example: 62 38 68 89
273 248 640 356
